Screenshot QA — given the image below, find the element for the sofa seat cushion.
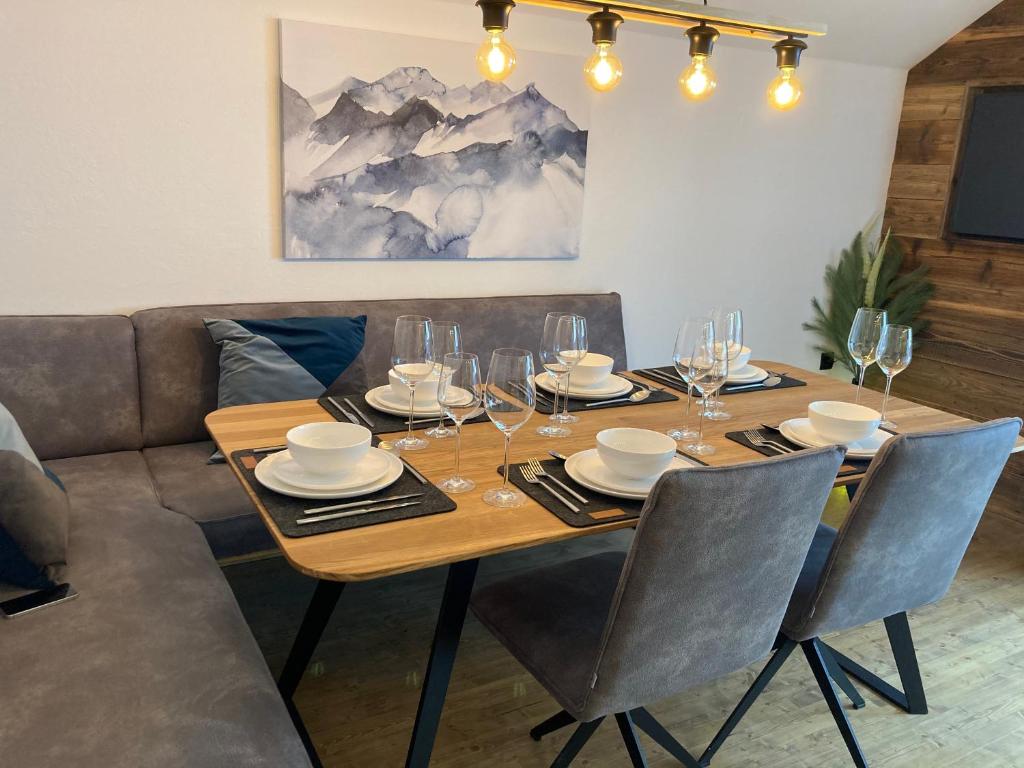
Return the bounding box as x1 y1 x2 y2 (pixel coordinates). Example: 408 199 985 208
144 441 275 559
0 451 310 767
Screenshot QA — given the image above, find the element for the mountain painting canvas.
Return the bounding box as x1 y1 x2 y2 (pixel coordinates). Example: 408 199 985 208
279 20 589 260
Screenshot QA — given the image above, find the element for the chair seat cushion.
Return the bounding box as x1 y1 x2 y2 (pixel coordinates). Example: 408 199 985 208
471 551 625 719
144 441 275 559
1 450 310 766
782 522 838 640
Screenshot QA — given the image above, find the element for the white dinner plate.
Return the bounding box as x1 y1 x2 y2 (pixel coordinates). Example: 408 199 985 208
564 448 697 500
272 449 391 491
727 365 769 384
536 372 633 400
779 418 892 459
365 385 443 417
255 447 404 499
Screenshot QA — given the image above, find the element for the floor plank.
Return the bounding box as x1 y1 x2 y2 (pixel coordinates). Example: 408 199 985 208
225 493 1024 767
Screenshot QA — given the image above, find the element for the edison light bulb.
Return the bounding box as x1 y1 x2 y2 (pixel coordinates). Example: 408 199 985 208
768 66 803 110
679 54 717 101
584 43 623 92
476 32 517 82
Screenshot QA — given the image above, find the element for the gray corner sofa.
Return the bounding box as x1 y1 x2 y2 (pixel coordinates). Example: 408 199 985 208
0 293 626 767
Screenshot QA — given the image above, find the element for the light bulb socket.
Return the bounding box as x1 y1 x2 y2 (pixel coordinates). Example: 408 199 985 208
772 36 807 69
587 9 624 46
477 0 515 32
685 23 719 58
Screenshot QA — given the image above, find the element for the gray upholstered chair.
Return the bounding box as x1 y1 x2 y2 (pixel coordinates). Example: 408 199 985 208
701 417 1022 768
470 447 846 767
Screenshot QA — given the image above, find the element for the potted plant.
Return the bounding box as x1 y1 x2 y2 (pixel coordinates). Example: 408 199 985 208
804 222 934 377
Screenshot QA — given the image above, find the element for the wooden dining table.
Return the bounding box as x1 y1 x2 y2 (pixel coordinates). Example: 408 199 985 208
206 360 1022 768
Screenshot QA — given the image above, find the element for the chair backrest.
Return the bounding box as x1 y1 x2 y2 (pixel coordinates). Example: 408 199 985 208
581 446 845 720
784 418 1021 642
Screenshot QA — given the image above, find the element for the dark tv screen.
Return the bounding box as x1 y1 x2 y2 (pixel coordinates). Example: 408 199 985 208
948 88 1024 243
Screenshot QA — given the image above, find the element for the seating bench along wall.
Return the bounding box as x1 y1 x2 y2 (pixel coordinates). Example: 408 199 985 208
0 293 626 767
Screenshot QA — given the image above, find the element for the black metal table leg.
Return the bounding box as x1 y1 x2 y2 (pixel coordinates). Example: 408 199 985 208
405 558 480 768
277 579 346 767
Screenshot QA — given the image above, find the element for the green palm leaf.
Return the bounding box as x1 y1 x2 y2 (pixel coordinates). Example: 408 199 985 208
803 222 934 375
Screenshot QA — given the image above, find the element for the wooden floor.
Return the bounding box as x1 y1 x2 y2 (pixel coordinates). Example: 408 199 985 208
225 493 1024 767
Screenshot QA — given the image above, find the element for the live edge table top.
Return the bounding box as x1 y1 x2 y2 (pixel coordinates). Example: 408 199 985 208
206 361 1022 583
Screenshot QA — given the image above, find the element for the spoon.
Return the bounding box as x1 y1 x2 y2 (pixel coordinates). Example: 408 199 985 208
726 375 782 392
584 389 652 407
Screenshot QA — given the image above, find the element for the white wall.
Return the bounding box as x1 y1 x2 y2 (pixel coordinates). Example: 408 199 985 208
0 0 906 369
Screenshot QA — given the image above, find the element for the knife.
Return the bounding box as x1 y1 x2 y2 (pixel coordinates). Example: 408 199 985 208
304 492 425 515
638 368 688 388
343 397 375 428
400 457 429 484
298 499 423 525
327 396 362 425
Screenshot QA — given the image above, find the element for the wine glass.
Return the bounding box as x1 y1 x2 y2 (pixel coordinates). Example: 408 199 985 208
684 336 728 456
706 307 743 420
537 312 571 438
666 316 713 441
483 348 536 508
876 324 912 429
391 315 433 451
848 307 888 404
553 315 588 425
425 321 462 439
437 352 483 493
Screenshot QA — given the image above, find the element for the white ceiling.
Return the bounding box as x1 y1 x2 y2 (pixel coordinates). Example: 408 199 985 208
712 0 1001 69
450 0 1003 70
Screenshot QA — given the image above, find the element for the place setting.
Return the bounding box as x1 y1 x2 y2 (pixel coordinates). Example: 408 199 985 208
637 308 807 404
229 422 456 537
501 427 705 527
319 316 489 438
533 313 677 440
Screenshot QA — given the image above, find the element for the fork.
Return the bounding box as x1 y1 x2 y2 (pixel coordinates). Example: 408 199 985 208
743 429 796 455
527 458 589 504
521 465 581 513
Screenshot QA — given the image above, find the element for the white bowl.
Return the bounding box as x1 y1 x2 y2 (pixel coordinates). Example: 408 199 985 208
730 344 752 369
807 401 881 444
286 422 371 475
596 428 678 480
389 366 440 405
571 353 615 387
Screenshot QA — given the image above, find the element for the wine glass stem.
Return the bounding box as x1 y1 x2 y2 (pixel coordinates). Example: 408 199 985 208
501 432 512 490
552 375 562 416
562 372 571 417
685 383 693 418
453 421 462 477
856 364 866 403
407 384 417 442
881 375 893 422
697 396 706 442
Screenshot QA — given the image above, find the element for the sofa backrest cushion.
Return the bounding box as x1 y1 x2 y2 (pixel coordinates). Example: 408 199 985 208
133 293 626 446
0 316 143 459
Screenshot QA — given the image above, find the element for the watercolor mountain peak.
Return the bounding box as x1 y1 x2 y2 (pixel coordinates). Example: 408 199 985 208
281 65 587 260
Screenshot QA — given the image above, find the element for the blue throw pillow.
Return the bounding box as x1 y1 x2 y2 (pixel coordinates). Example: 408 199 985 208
204 316 369 461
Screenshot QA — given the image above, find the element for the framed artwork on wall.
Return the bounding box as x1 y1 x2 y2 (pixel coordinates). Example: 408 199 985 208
279 19 590 261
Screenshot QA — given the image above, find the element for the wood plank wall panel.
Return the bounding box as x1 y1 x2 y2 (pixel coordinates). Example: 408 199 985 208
882 0 1024 521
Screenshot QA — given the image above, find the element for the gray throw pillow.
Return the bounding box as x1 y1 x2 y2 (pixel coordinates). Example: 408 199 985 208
0 450 70 589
